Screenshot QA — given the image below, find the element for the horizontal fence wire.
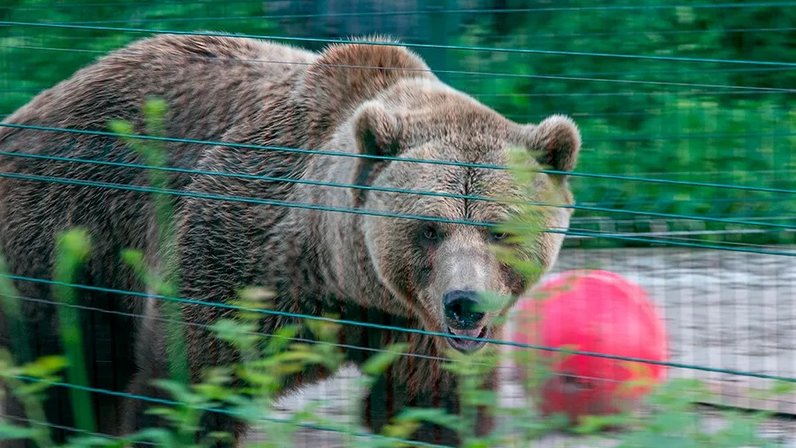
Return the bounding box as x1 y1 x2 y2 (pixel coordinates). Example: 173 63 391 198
2 170 794 257
0 151 793 233
3 272 796 383
0 287 781 385
2 45 794 92
0 123 792 255
565 231 792 253
4 42 796 93
4 1 796 13
2 285 789 421
0 413 161 446
10 290 694 387
65 14 796 40
2 124 794 196
484 90 793 97
10 41 796 79
5 87 796 100
4 374 451 448
4 292 454 365
2 21 796 68
0 415 161 446
567 228 791 241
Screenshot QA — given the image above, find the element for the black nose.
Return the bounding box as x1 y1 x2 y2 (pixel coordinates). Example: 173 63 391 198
443 290 485 330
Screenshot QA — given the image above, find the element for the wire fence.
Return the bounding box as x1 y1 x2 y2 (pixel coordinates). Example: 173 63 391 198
0 1 795 446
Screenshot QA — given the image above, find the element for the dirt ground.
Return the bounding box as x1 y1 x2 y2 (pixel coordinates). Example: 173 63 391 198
247 247 796 447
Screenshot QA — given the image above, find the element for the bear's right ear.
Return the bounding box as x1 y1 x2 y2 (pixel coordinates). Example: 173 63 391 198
354 101 403 157
351 101 404 205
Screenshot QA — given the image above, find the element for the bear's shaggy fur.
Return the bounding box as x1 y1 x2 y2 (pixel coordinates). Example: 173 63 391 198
0 35 580 446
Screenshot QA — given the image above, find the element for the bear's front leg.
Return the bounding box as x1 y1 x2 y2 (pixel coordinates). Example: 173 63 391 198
361 356 497 447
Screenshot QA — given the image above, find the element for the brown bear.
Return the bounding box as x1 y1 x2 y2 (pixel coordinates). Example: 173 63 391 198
0 34 580 446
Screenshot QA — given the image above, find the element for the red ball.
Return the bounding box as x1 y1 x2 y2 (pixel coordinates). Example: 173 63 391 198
509 269 668 424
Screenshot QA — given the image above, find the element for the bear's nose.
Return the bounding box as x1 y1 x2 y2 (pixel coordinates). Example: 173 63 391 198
443 290 485 330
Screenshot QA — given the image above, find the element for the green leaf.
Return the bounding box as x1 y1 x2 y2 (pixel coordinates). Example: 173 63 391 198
107 119 134 135
21 355 67 378
361 343 409 377
0 423 40 441
394 408 462 433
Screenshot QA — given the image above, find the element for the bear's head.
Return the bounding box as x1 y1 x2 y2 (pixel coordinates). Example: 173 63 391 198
306 42 580 353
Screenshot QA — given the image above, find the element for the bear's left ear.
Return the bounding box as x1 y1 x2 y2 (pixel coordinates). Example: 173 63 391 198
351 101 404 205
523 114 581 173
354 101 403 157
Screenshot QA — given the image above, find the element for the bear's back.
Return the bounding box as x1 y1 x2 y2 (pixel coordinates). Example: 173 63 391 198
0 34 317 150
0 35 318 291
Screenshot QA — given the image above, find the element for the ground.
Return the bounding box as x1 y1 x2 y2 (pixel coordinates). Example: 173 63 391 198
249 246 796 447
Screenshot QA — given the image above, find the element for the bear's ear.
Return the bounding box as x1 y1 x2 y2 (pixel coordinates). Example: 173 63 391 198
354 101 403 157
524 115 581 173
351 102 404 206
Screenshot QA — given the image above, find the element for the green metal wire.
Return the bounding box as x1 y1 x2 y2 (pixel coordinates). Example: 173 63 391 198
590 130 796 143
11 42 796 79
7 292 452 364
2 48 790 99
6 1 796 14
493 90 790 97
1 170 794 256
2 21 796 68
11 89 794 102
7 374 451 448
565 225 792 250
0 413 160 446
4 288 795 404
1 150 793 232
0 122 503 169
420 2 796 13
1 123 794 195
3 273 795 382
5 43 793 93
64 8 796 26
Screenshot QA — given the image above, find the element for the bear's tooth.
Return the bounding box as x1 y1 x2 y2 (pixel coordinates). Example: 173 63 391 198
450 327 484 338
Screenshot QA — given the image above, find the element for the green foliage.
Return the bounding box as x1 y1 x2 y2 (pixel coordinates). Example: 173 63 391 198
52 228 96 433
0 1 278 113
447 2 796 248
0 351 65 447
0 251 30 361
381 147 792 448
574 379 781 448
0 3 794 447
1 1 793 249
114 98 189 384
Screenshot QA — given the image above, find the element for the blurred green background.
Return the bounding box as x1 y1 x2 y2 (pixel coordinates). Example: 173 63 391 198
1 0 793 248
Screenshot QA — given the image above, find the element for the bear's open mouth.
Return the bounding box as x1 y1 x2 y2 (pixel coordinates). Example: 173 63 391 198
446 326 489 352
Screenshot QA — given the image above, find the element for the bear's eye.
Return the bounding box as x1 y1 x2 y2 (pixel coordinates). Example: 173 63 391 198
489 230 509 242
422 224 442 243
